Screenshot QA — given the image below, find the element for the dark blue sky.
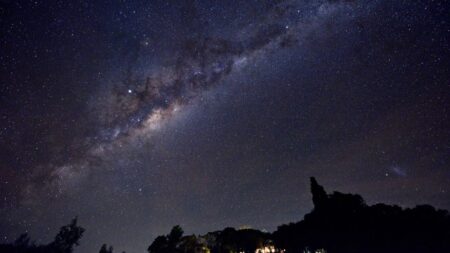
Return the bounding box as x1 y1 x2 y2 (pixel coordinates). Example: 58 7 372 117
0 1 449 253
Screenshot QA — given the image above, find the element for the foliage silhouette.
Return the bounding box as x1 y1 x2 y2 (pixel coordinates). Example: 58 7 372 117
0 218 85 253
149 177 450 253
2 178 449 253
147 225 185 253
50 218 85 253
272 177 450 253
99 244 114 253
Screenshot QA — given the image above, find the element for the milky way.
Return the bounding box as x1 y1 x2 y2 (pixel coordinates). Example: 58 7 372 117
1 1 449 253
25 0 362 200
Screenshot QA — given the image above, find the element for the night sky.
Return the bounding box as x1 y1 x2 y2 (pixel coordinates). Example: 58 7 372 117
0 0 449 252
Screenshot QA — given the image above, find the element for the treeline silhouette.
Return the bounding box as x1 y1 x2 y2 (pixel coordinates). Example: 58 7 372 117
272 178 450 253
2 178 449 253
0 218 84 253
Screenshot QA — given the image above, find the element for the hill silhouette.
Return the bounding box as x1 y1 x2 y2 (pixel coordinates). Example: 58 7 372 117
2 178 449 253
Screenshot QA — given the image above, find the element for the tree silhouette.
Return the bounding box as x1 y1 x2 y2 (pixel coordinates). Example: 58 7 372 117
14 233 32 249
2 179 449 253
0 217 85 253
235 229 266 253
99 244 113 253
179 234 197 253
148 235 168 253
218 227 238 253
50 217 85 253
310 177 328 210
273 178 450 253
168 225 184 249
148 225 184 253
